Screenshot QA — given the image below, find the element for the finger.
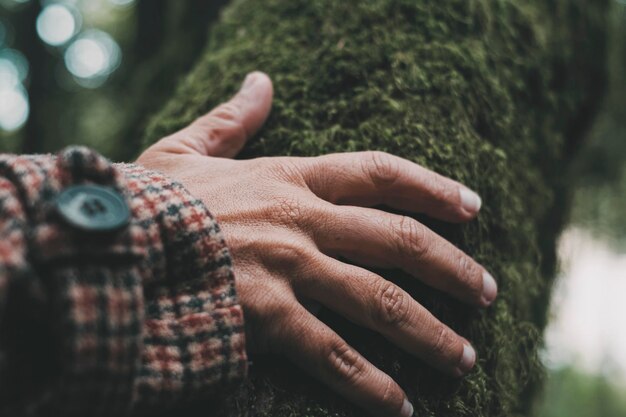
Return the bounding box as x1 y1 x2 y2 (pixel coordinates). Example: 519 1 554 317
160 71 273 157
275 303 414 417
296 254 476 377
317 204 497 307
302 151 482 222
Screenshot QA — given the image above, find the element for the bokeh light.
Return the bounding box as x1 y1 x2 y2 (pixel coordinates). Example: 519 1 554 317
109 0 136 7
0 49 28 84
0 84 29 132
0 49 29 132
0 58 20 88
0 0 31 10
36 4 80 47
64 29 121 87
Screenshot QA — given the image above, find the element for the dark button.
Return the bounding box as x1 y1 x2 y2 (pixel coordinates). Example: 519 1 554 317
55 185 130 232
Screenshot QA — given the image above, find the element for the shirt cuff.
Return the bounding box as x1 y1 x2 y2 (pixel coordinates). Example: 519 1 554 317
0 146 246 415
118 162 247 408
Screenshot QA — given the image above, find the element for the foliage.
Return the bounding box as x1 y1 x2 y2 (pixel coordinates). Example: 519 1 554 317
143 1 609 416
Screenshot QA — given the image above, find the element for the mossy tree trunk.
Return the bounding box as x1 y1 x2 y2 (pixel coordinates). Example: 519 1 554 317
141 1 608 416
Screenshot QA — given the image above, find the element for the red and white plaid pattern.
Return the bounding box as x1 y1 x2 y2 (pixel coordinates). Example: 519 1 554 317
0 147 246 416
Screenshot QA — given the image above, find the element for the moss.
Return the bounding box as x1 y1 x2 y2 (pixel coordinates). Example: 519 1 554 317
142 0 608 416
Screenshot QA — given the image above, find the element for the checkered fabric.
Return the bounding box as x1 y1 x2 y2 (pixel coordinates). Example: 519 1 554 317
0 147 247 416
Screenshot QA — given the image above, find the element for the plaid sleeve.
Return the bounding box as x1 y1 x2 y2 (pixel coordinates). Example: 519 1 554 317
0 147 247 416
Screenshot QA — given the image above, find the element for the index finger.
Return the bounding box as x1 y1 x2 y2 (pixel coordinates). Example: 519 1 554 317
302 151 481 223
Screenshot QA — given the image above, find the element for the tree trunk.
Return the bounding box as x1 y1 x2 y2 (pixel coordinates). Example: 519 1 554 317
141 0 609 416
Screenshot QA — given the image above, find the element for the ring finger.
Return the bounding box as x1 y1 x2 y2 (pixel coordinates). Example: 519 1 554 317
296 254 476 377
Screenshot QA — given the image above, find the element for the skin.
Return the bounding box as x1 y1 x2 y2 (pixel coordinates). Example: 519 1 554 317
137 72 498 417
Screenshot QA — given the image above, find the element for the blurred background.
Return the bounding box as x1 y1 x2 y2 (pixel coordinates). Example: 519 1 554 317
0 1 624 416
0 0 227 159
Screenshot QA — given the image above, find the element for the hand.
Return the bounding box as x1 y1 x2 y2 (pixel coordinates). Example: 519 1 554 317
137 72 497 417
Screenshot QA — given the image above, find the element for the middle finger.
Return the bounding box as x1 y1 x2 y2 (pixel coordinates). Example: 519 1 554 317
316 204 497 307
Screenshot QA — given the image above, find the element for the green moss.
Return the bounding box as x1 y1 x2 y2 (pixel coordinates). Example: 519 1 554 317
142 0 608 416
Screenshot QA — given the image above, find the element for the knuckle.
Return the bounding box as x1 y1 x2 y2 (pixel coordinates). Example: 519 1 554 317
380 377 394 404
429 324 455 360
394 216 429 262
262 309 291 351
206 103 247 141
326 341 365 385
213 102 243 122
362 151 400 188
302 157 336 196
374 281 411 328
429 174 455 202
274 322 307 355
269 158 308 185
380 377 404 415
273 193 327 235
243 280 292 320
268 297 296 319
275 196 306 227
456 254 483 298
266 240 312 272
247 288 297 353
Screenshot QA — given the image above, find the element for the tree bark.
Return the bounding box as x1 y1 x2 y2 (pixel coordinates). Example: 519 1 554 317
141 1 609 416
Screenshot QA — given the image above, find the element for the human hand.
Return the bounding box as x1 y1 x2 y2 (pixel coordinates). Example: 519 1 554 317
137 72 497 417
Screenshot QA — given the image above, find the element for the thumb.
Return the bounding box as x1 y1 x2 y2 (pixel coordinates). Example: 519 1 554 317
160 71 273 157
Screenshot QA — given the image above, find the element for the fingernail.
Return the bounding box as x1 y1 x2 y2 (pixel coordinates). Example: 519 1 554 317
242 72 258 90
400 399 414 417
459 188 482 213
457 343 476 375
481 271 498 306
